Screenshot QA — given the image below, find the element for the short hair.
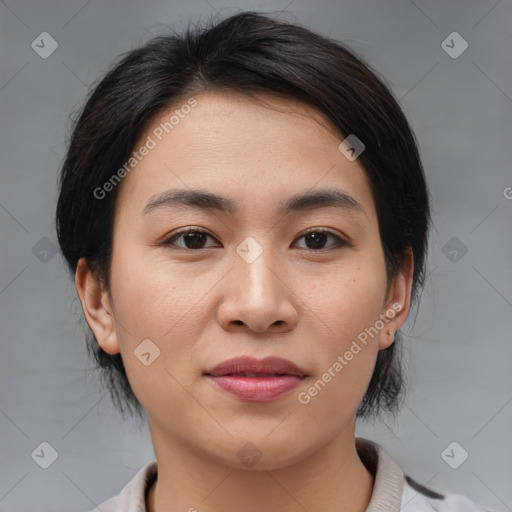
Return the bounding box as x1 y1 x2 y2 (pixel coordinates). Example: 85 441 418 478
56 11 431 421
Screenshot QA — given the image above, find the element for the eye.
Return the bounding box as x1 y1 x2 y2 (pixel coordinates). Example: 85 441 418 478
293 229 348 251
162 227 348 251
162 228 219 250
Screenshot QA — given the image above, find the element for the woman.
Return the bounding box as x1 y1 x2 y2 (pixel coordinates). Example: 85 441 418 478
56 11 494 512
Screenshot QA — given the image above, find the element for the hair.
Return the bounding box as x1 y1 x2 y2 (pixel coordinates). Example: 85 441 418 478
56 10 431 422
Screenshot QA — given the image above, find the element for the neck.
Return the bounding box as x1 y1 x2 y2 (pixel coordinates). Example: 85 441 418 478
146 425 374 512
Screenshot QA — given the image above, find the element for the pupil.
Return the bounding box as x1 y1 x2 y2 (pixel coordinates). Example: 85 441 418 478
306 232 326 249
184 232 206 249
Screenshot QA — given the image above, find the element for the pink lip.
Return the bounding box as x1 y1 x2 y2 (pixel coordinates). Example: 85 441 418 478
205 356 306 402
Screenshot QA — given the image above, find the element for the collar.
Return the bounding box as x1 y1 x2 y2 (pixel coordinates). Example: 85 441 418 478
104 437 405 512
356 437 405 511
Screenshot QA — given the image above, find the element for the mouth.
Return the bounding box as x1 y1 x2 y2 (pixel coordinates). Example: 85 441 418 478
204 356 307 402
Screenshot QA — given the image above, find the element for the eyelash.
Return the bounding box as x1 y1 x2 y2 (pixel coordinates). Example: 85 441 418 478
162 227 349 251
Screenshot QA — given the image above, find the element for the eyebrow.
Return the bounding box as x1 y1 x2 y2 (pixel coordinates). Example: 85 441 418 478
141 187 365 217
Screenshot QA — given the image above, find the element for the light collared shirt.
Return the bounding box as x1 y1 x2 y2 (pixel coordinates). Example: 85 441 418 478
86 437 495 512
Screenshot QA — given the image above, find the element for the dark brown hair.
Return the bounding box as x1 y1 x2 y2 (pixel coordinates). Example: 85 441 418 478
56 11 431 422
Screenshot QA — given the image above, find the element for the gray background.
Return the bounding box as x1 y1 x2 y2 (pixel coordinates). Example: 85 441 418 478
1 1 511 511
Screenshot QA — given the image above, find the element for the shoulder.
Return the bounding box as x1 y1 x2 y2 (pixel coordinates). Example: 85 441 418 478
85 461 157 512
401 473 497 512
356 437 498 512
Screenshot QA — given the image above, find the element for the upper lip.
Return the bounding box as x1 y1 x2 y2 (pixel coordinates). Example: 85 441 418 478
205 356 307 378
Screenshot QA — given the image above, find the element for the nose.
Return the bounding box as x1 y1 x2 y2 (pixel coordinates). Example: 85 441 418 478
216 242 299 334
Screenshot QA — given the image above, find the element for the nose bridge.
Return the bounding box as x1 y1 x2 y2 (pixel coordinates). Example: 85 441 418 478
233 234 279 300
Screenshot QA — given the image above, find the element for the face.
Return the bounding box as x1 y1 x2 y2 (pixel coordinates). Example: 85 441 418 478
77 91 413 470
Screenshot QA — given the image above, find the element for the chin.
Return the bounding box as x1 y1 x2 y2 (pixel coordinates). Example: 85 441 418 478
207 434 323 472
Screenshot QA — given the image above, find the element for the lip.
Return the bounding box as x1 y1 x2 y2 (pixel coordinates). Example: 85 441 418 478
205 356 307 402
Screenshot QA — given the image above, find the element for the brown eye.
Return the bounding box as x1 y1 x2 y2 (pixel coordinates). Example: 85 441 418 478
162 228 348 252
294 230 347 250
163 229 218 250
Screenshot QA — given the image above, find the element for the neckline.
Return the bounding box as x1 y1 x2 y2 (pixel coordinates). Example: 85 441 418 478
142 438 404 512
144 467 158 509
356 438 405 511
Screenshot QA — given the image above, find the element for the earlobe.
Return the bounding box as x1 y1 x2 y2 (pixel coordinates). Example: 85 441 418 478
378 248 414 350
75 257 120 355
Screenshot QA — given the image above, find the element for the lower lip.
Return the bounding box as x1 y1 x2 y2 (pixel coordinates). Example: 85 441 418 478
207 375 303 402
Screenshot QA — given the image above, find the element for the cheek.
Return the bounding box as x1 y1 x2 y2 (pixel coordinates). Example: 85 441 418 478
291 254 387 413
296 256 388 350
109 256 205 416
110 248 207 339
108 249 216 396
296 345 377 434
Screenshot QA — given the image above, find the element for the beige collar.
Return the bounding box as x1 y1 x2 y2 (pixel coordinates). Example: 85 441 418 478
356 437 405 511
116 437 405 512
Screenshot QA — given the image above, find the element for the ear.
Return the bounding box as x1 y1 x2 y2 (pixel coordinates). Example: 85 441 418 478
75 257 120 355
378 248 414 350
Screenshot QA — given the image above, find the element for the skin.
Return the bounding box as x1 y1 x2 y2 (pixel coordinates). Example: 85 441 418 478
76 91 414 512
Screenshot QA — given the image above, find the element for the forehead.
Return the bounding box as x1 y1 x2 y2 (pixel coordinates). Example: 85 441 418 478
114 90 376 222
